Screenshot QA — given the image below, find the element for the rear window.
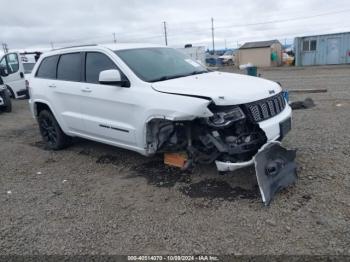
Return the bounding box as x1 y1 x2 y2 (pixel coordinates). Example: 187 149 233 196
36 55 59 79
23 63 35 74
57 53 81 82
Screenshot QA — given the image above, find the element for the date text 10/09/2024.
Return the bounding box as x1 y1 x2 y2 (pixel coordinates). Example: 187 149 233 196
127 255 219 261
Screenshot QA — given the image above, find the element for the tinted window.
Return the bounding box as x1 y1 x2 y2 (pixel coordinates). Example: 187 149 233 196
57 53 81 82
36 55 59 79
85 52 117 84
23 63 35 74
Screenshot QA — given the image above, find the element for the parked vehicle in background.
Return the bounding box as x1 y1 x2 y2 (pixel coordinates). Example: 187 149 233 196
28 44 296 204
0 52 41 98
0 74 12 112
218 50 235 65
177 45 206 65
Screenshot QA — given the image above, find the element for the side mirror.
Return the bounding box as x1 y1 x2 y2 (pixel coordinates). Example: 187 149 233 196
99 69 130 87
0 66 9 77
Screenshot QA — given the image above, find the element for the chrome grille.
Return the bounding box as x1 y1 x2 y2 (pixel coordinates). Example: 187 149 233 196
246 93 286 122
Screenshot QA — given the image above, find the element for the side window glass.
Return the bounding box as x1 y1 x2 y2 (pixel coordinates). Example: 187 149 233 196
57 53 81 82
302 40 310 51
36 55 59 79
85 52 117 84
0 57 7 75
6 53 19 74
310 40 317 51
0 57 7 69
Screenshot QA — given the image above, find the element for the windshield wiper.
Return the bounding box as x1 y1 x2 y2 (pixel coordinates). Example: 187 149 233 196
150 74 192 82
190 70 208 75
150 71 209 82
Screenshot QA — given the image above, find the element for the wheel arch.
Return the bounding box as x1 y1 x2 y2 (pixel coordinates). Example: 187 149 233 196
33 101 54 117
5 85 15 98
33 100 70 136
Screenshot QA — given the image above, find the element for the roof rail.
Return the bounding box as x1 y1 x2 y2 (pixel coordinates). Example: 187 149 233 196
52 44 97 51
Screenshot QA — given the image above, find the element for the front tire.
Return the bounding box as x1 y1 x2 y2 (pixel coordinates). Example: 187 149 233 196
38 110 71 150
0 90 12 112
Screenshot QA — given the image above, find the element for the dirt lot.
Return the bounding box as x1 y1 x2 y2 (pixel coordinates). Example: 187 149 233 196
1 66 350 255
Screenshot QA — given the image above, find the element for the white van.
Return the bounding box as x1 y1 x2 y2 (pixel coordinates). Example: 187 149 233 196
0 52 41 98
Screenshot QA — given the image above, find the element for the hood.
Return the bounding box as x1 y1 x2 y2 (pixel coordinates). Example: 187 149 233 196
151 71 282 105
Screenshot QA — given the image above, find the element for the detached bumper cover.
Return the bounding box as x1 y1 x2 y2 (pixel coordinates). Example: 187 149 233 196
254 142 297 205
215 141 297 205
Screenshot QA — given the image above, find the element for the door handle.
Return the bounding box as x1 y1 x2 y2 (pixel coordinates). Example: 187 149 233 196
48 84 56 88
81 87 92 93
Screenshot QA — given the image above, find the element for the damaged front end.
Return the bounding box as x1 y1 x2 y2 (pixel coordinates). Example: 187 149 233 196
146 95 297 204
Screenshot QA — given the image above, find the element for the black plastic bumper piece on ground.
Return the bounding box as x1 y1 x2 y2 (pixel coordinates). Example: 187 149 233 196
254 143 297 206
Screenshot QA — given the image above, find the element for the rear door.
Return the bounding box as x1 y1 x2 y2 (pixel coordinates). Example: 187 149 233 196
0 52 26 98
78 51 137 146
42 53 85 133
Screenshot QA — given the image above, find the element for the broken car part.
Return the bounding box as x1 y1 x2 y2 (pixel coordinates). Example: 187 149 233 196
254 142 297 205
146 92 295 204
290 98 315 110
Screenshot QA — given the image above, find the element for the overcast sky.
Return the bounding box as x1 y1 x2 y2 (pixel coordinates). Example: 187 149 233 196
1 0 350 54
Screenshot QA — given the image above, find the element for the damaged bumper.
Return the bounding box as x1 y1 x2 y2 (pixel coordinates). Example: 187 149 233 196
216 141 297 205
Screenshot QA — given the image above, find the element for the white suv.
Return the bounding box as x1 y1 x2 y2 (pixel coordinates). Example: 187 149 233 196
29 44 295 204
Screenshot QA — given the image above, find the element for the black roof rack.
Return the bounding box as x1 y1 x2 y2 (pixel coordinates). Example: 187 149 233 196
52 44 97 51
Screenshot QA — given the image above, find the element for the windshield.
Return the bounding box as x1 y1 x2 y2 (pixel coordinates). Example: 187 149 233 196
115 48 208 82
223 50 233 56
23 63 35 74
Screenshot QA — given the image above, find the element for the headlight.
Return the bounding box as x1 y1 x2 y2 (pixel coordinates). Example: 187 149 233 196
206 107 245 128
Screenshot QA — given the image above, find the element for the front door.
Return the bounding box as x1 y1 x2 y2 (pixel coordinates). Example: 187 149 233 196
79 52 138 146
326 38 340 65
0 52 26 98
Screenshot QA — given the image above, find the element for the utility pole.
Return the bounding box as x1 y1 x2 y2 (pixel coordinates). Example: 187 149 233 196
224 39 227 50
211 17 215 53
2 43 8 54
50 42 54 50
163 21 168 46
113 33 117 44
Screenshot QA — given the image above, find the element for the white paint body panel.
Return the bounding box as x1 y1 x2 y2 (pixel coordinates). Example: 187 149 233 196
29 44 292 164
152 71 282 105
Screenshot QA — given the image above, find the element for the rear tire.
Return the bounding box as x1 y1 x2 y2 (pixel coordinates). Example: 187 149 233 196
38 110 71 150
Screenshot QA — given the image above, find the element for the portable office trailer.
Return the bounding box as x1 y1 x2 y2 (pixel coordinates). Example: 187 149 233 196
295 32 350 66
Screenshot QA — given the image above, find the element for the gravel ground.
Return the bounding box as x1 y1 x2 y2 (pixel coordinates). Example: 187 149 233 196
0 66 350 255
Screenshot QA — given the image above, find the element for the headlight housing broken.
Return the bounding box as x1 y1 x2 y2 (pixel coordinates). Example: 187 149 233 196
206 107 245 128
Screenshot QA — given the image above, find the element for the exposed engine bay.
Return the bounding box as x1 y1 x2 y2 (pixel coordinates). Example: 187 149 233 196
146 102 297 205
146 104 267 167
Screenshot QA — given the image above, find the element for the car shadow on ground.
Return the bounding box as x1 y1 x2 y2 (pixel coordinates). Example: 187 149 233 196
30 136 262 203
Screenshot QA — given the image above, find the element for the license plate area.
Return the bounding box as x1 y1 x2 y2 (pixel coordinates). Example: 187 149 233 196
279 117 291 140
